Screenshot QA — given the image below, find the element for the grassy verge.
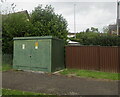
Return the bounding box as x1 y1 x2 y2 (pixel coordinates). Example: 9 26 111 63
60 69 120 80
2 88 57 96
2 88 43 95
2 64 12 71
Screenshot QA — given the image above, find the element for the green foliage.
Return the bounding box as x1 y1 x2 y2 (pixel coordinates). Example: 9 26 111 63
103 26 109 33
2 88 49 95
2 88 60 96
72 27 120 46
90 27 99 33
2 64 12 71
60 69 120 80
2 5 68 54
85 27 99 33
75 31 99 45
2 13 33 54
30 5 68 41
92 35 120 46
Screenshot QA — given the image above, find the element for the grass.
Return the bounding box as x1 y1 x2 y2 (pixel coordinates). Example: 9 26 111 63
2 64 12 71
60 69 120 80
2 88 57 97
2 64 120 80
2 88 43 95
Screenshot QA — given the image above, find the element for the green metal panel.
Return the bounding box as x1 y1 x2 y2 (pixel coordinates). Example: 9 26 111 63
51 39 65 72
29 39 51 72
13 40 31 70
13 36 64 72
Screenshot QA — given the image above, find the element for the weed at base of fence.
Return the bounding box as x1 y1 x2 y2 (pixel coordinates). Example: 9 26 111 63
60 69 120 80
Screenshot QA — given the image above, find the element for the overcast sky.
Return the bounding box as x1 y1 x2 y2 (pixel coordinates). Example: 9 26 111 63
1 0 118 33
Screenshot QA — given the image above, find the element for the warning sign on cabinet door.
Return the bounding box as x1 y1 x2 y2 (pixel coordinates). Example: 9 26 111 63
35 42 38 49
22 44 25 49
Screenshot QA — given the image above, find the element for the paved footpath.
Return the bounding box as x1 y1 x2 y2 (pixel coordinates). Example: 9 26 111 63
2 71 120 95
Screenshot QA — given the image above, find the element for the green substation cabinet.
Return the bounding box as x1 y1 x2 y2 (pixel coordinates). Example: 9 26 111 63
13 36 65 72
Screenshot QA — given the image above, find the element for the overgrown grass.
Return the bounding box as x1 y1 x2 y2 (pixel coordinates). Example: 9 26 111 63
2 88 57 96
2 64 12 71
60 69 120 80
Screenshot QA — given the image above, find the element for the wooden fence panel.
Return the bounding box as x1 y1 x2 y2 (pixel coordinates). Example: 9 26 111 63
66 46 99 71
66 46 119 73
100 46 119 73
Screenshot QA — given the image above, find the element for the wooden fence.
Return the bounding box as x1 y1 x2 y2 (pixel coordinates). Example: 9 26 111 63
66 46 120 73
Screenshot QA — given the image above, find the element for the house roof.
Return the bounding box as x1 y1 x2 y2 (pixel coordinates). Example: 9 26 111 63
2 10 30 20
108 24 117 30
15 10 30 19
108 19 120 30
68 33 76 35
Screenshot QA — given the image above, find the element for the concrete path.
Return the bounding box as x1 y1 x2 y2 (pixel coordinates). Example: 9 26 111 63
2 71 120 95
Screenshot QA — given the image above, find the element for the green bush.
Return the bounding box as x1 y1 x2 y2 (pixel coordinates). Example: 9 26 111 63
93 35 120 46
72 31 120 46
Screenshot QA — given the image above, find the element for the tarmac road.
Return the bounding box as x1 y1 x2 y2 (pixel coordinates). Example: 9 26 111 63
2 70 120 95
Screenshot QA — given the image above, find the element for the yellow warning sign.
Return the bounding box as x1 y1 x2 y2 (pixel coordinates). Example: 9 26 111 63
35 42 38 49
35 42 38 46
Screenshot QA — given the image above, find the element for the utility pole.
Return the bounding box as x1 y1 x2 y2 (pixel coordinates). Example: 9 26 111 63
74 4 76 38
117 0 119 35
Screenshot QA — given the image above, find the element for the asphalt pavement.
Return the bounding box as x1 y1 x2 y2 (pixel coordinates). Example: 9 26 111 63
2 70 120 95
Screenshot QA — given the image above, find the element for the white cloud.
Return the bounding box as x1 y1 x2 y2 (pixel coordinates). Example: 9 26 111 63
1 1 117 32
50 2 117 32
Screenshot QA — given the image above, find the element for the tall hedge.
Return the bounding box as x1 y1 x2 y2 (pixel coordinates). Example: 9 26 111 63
72 32 120 46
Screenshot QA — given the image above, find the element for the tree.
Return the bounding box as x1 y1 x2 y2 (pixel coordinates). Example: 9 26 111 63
2 13 33 54
103 26 109 33
75 27 99 45
74 28 120 46
30 5 68 41
1 0 16 14
85 27 99 33
85 28 90 32
76 32 99 45
1 0 32 54
2 4 69 54
91 27 98 33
